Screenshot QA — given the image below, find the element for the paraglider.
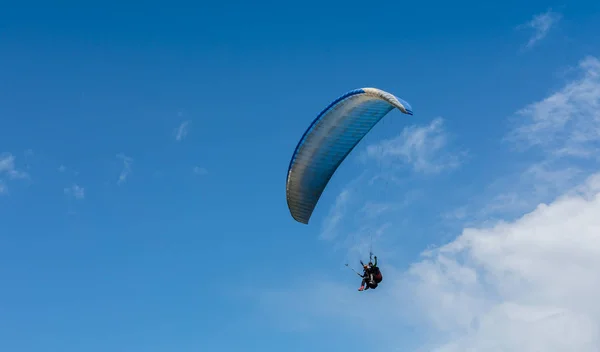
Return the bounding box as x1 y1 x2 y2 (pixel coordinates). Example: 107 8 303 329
286 87 413 224
350 253 382 291
286 87 412 293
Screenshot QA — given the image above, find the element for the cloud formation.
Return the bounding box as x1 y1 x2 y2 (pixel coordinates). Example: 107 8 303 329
519 9 562 48
509 56 600 158
0 152 28 194
365 117 465 174
0 153 28 180
453 56 600 225
174 120 190 141
116 153 133 185
64 184 85 200
404 173 600 351
320 188 353 241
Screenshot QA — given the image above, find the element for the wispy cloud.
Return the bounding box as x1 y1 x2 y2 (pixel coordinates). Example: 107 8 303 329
64 184 85 200
320 188 352 241
471 163 582 222
472 57 600 216
442 206 468 221
519 9 562 48
365 117 466 174
455 56 600 224
360 201 394 220
0 153 28 180
0 152 29 194
508 56 600 158
116 153 133 185
524 161 582 195
193 166 208 175
57 165 80 176
174 120 191 141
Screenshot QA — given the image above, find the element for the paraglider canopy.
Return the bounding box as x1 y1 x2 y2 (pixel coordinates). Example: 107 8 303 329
286 87 413 224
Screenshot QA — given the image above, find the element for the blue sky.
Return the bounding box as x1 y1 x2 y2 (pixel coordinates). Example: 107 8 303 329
1 1 600 351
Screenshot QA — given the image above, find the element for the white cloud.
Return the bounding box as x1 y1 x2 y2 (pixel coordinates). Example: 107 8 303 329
403 173 600 351
0 153 28 180
0 153 28 194
360 201 394 219
519 9 562 48
193 166 208 175
508 56 600 157
174 120 190 141
64 184 85 200
472 162 582 222
116 153 133 185
57 165 80 176
458 56 600 223
320 188 352 241
365 117 465 174
256 173 600 351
